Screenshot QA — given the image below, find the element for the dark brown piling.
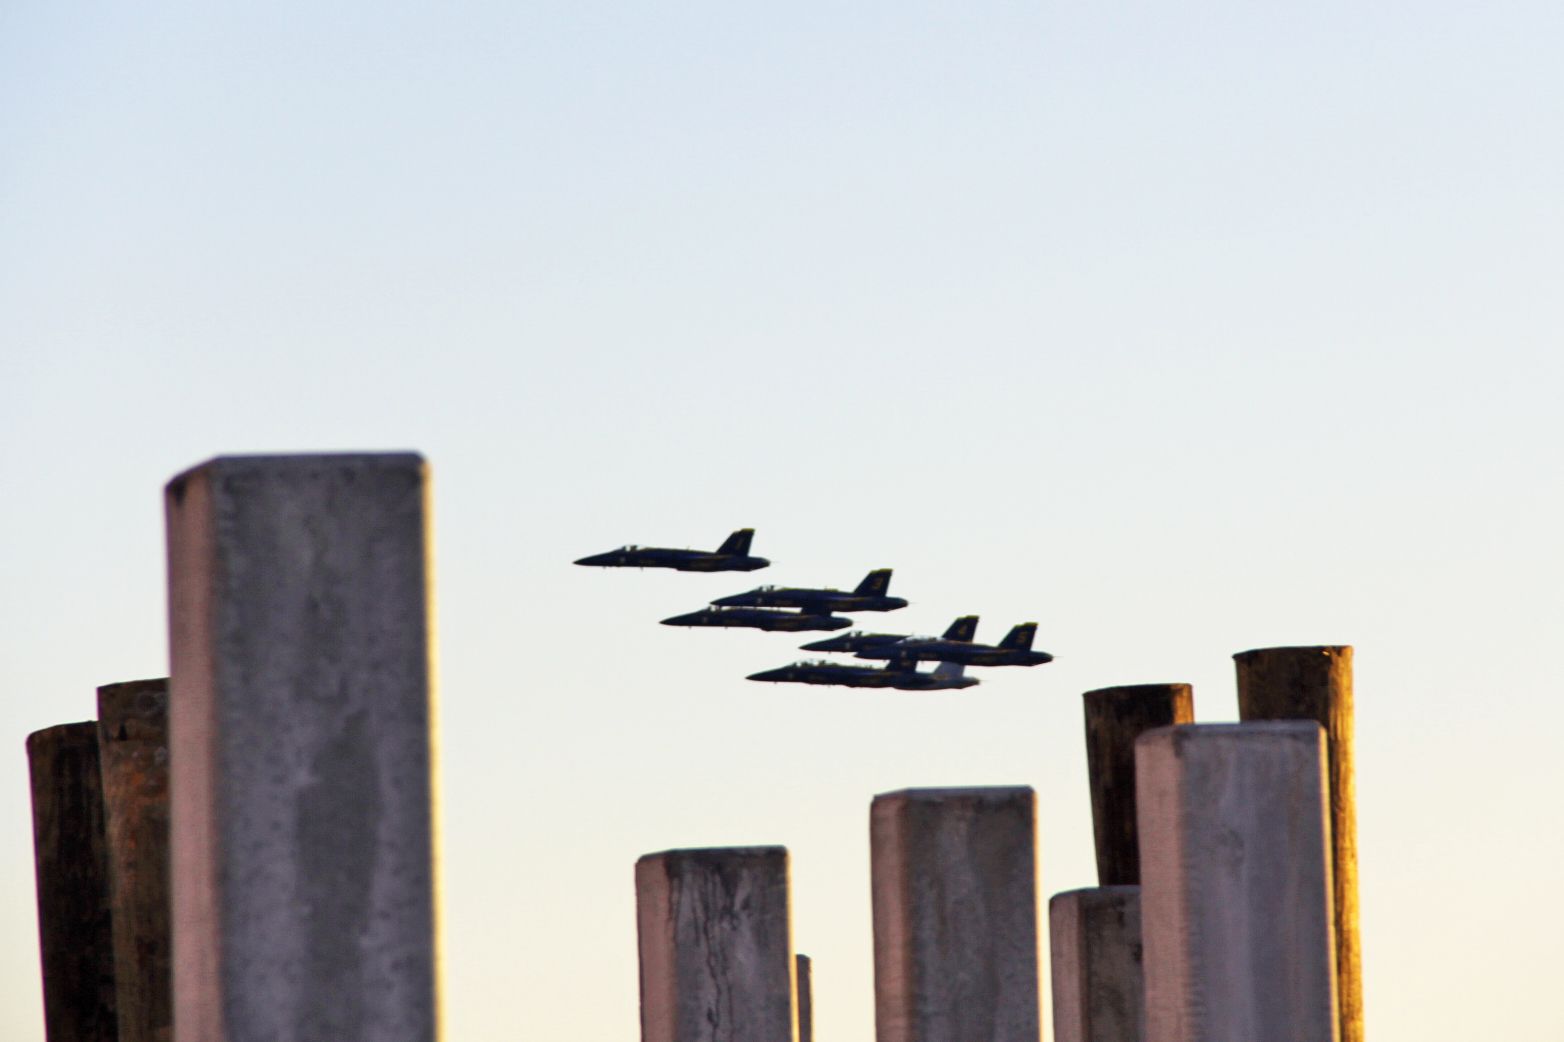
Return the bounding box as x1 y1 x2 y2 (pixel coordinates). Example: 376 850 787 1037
796 954 813 1042
26 721 119 1042
97 679 172 1042
1234 645 1361 1042
1083 684 1195 886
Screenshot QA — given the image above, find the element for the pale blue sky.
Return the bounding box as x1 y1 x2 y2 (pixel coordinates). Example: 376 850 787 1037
4 3 1562 1039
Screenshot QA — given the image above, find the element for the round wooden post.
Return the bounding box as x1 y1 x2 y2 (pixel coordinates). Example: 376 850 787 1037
97 678 172 1042
1234 645 1361 1042
1083 684 1194 885
26 721 119 1042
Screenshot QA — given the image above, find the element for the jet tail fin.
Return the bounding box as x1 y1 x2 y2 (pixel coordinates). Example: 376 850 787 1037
717 528 755 556
854 568 892 597
932 661 966 680
942 615 979 642
999 623 1037 651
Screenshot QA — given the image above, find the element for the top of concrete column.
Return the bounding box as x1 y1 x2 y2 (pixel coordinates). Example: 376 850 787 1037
166 452 425 497
1138 720 1324 751
638 846 787 866
874 785 1033 804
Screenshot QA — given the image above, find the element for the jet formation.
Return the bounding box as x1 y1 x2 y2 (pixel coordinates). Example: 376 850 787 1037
574 529 1053 689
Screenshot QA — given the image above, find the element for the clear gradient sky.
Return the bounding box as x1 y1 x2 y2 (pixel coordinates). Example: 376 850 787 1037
4 3 1562 1039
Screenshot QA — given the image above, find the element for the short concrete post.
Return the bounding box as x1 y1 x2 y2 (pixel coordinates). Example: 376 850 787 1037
1137 723 1338 1042
635 847 797 1042
1235 645 1362 1042
796 954 814 1042
26 721 118 1042
1083 684 1194 885
870 787 1040 1042
97 678 172 1042
165 454 438 1042
1048 886 1143 1042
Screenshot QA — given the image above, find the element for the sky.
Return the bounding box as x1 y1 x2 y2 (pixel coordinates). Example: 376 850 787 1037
3 2 1562 1039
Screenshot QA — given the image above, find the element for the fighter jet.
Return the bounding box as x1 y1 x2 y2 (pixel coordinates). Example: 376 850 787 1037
799 615 979 654
746 659 977 690
855 622 1054 667
714 568 907 613
660 606 851 632
574 529 769 572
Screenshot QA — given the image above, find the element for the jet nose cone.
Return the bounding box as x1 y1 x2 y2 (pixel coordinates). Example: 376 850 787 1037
574 552 610 566
747 668 783 682
660 613 697 626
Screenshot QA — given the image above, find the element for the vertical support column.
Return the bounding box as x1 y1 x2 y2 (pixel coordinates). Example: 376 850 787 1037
1234 645 1362 1042
635 847 796 1042
1137 723 1338 1042
796 954 813 1042
870 787 1039 1042
165 454 438 1042
1048 887 1143 1042
26 721 119 1042
1083 684 1194 886
97 678 172 1042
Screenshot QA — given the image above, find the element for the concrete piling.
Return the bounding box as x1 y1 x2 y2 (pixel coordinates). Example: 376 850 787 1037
165 454 438 1042
1235 645 1362 1042
96 678 172 1042
26 721 119 1042
1048 886 1143 1042
870 787 1040 1042
635 846 797 1042
1083 684 1194 886
1137 722 1338 1042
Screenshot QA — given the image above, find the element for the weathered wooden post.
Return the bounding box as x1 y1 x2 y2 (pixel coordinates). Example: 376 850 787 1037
1049 886 1141 1042
870 787 1039 1042
165 454 438 1042
1235 645 1362 1042
1083 684 1195 886
26 721 119 1042
635 846 797 1042
97 678 172 1042
1048 683 1192 1042
1137 722 1338 1042
796 954 813 1042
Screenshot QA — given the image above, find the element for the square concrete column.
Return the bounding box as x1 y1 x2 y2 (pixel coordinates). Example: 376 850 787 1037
1048 886 1143 1042
96 678 172 1042
635 846 797 1042
870 787 1040 1042
165 454 437 1042
26 721 118 1042
1137 723 1337 1042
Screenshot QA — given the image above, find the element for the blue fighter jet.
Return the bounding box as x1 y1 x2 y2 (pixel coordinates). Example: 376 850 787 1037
574 529 769 572
855 622 1054 667
799 615 978 653
715 568 907 613
660 606 851 632
746 659 977 690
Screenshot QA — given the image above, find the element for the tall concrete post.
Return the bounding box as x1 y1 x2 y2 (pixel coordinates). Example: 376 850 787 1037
1137 723 1338 1042
26 721 119 1042
97 678 172 1042
796 954 814 1042
1235 645 1362 1042
870 787 1040 1042
1048 886 1143 1042
635 847 797 1042
165 454 438 1042
1083 683 1194 886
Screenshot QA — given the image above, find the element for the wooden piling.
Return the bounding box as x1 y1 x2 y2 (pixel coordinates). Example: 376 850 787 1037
1235 645 1362 1042
26 721 119 1042
1083 684 1194 885
796 954 813 1042
97 678 172 1042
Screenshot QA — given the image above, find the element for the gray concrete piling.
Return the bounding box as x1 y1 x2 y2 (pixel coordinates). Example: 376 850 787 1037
1083 684 1194 886
96 678 172 1042
635 847 797 1042
165 454 438 1042
1235 645 1362 1042
1137 722 1338 1042
870 787 1040 1042
1048 886 1143 1042
26 721 119 1042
